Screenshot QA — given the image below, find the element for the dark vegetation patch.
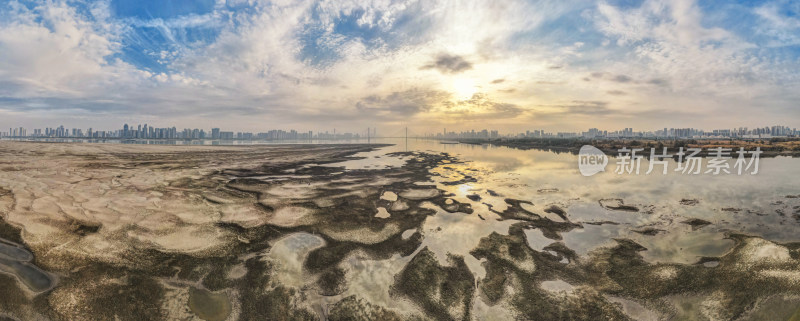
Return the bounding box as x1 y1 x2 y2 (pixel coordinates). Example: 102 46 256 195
392 248 475 321
329 295 412 321
681 218 712 230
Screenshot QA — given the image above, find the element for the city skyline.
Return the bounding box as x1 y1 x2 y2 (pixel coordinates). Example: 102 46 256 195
1 0 799 132
3 122 798 140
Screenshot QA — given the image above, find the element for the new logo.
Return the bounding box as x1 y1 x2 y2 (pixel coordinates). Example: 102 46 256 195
578 145 608 176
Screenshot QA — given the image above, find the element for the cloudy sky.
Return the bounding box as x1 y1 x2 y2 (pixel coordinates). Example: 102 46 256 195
0 0 798 134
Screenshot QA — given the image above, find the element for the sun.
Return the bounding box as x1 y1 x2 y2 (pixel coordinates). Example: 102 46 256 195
451 78 477 100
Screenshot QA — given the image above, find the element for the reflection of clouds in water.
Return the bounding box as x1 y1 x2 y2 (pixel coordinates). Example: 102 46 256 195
323 148 410 170
523 228 555 251
562 224 626 256
338 253 420 313
380 138 800 260
457 184 473 195
294 138 800 318
474 155 526 172
266 233 325 288
419 201 516 268
567 202 641 225
634 227 734 265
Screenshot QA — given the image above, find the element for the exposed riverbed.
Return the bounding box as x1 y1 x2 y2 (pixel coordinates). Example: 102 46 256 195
0 139 798 320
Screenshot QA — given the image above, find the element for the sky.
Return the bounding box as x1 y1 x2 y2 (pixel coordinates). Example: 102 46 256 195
0 0 798 134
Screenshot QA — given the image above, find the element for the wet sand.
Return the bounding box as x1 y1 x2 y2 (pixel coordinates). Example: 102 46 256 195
0 140 799 320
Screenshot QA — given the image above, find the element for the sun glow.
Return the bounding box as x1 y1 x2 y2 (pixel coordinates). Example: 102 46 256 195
451 78 477 100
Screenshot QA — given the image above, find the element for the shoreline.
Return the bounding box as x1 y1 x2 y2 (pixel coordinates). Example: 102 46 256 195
454 138 800 157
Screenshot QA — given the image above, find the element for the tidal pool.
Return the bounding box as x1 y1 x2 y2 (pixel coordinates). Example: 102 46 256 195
266 232 326 289
0 254 54 293
188 287 232 321
0 240 32 261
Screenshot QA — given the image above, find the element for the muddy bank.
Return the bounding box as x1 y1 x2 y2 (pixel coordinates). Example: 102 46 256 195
1 140 799 321
0 142 464 320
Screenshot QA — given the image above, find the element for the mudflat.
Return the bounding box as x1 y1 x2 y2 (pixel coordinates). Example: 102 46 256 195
1 141 800 321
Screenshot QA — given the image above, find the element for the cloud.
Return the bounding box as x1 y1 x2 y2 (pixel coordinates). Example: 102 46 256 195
587 72 633 83
0 2 132 97
753 2 800 46
421 54 473 74
0 0 798 133
524 100 617 126
356 89 450 117
591 0 766 94
558 101 613 116
436 93 524 120
612 74 633 83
